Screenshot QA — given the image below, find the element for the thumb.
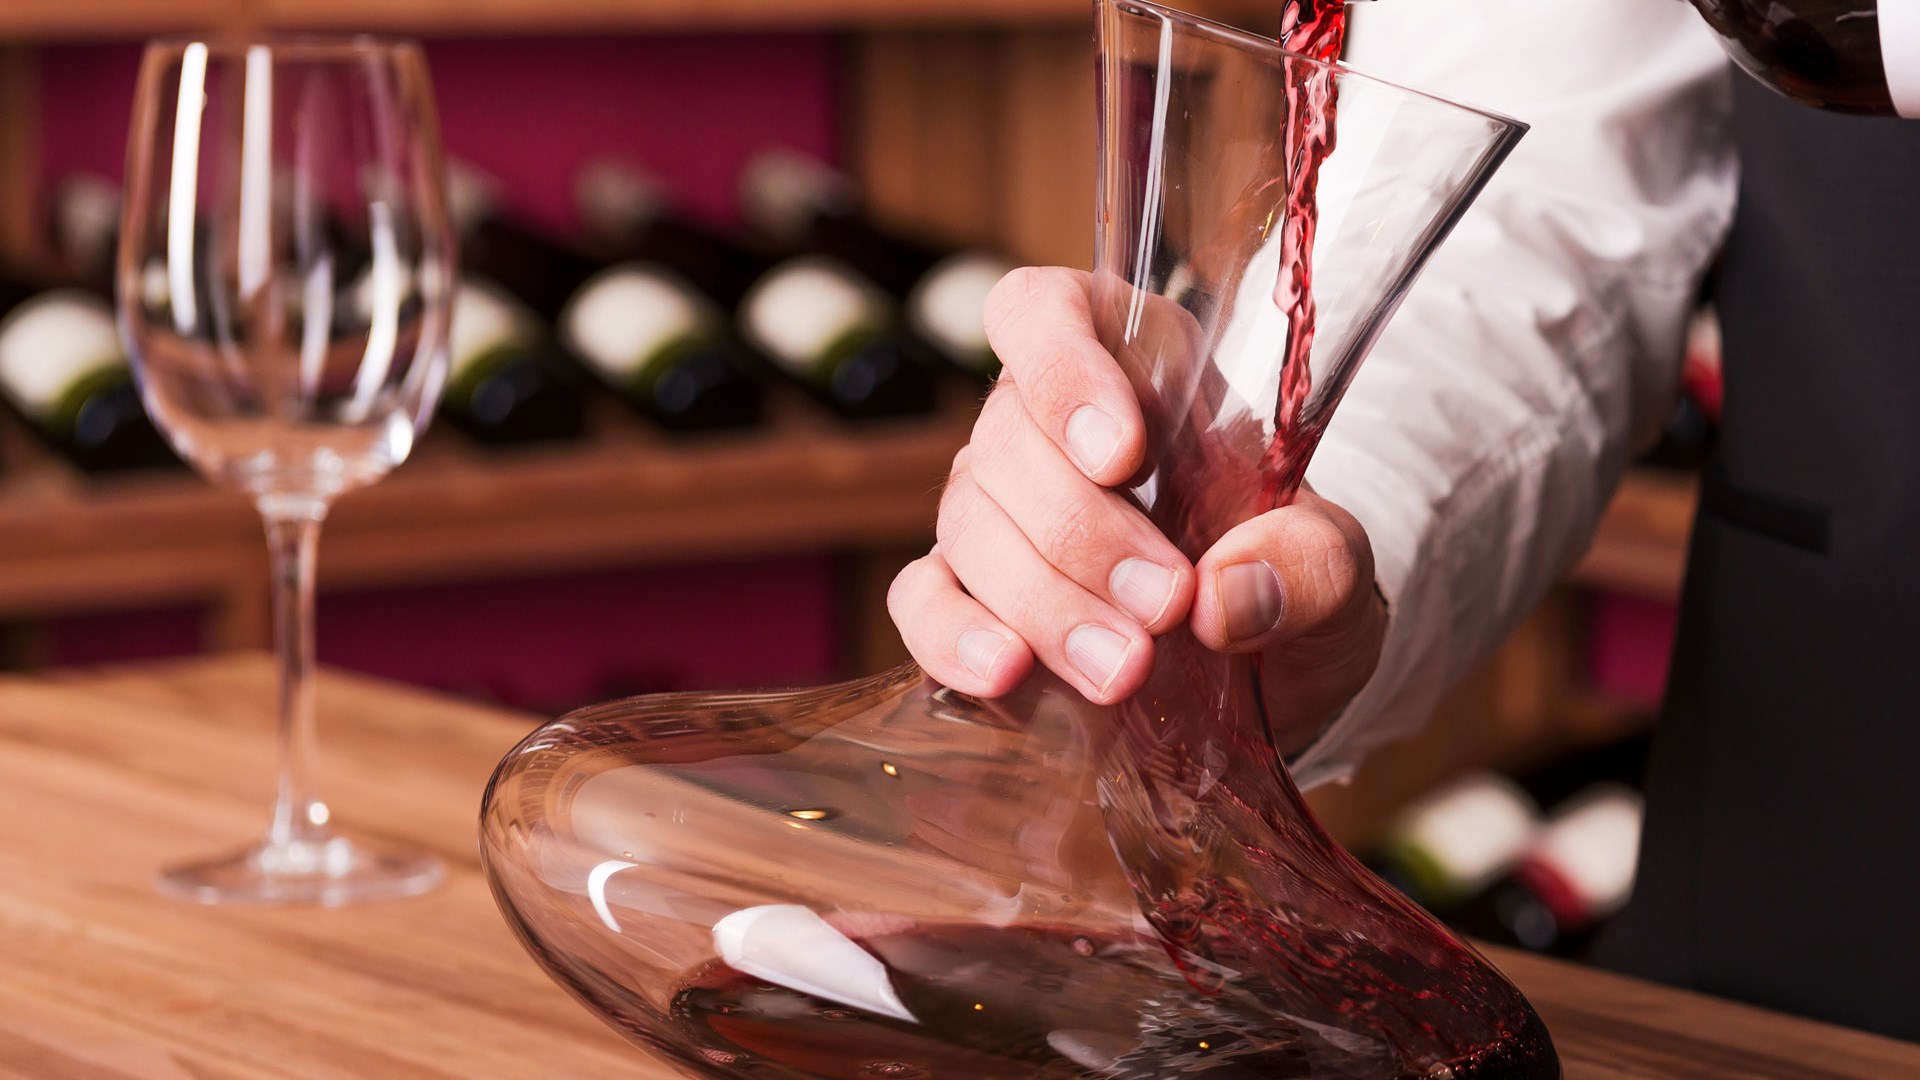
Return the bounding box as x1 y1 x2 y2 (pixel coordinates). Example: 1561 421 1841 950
1189 491 1377 654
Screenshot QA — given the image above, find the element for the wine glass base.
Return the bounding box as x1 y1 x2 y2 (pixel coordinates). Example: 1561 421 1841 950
157 834 444 906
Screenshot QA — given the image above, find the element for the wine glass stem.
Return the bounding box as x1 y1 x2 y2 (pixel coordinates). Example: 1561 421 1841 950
261 504 329 849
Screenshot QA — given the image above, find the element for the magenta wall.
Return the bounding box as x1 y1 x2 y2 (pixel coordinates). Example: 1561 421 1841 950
311 558 843 712
35 33 840 231
424 35 841 232
46 557 842 714
1586 593 1678 710
32 34 851 702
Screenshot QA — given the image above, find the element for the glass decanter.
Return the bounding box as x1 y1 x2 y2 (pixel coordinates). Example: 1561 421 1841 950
481 2 1547 1076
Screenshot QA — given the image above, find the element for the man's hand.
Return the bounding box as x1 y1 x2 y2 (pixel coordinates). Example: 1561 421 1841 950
889 267 1387 743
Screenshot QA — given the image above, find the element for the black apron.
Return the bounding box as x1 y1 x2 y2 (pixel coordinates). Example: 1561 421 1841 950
1598 75 1920 1042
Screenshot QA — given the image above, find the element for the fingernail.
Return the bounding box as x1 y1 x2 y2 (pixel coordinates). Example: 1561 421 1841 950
1066 624 1134 695
958 628 1010 682
1219 562 1284 643
1065 406 1123 475
1110 558 1177 625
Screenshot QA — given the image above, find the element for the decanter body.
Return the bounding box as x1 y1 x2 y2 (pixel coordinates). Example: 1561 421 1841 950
481 3 1550 1076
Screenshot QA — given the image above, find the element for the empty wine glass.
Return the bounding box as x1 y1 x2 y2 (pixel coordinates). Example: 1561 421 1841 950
118 36 455 904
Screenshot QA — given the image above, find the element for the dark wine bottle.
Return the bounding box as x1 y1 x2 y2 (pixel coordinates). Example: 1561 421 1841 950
1511 730 1653 811
1446 784 1646 958
559 264 766 433
1366 772 1543 915
50 171 122 296
1689 0 1920 115
576 161 770 310
566 162 767 432
741 149 1013 380
445 162 599 324
0 279 177 474
738 254 940 421
442 278 588 446
416 162 594 445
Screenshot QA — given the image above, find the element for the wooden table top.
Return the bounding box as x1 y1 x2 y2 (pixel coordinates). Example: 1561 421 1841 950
1 655 1914 1079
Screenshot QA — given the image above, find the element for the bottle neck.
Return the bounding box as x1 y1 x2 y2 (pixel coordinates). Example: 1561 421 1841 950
576 160 673 246
1099 278 1311 559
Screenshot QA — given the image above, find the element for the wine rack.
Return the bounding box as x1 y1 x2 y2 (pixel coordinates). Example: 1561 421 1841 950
0 0 1272 670
0 389 976 669
0 0 1702 842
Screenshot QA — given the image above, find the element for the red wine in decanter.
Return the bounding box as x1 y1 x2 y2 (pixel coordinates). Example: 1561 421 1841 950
669 911 1556 1078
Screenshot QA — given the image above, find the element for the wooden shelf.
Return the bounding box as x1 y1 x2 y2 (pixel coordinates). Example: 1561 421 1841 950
2 410 1699 619
0 0 1269 39
0 393 971 652
0 1 213 41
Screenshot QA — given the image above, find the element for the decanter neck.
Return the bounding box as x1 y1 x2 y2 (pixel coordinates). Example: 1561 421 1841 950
1124 359 1320 559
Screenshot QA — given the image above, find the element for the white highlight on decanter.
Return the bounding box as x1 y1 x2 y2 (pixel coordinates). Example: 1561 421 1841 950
712 904 918 1024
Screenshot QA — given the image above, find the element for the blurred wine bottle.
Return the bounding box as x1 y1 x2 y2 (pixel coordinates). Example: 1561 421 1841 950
1637 307 1722 473
577 161 768 309
1447 784 1646 958
443 279 588 446
337 182 587 448
446 162 598 322
1512 730 1653 810
0 273 177 474
738 255 939 422
421 162 590 445
740 148 1012 381
1366 772 1543 916
566 162 767 433
733 151 948 420
50 171 122 295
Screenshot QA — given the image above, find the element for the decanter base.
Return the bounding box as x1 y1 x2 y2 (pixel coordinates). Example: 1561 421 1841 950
660 920 1558 1080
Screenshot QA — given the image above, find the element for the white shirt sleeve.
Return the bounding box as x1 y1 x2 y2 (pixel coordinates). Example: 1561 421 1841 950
1290 0 1739 788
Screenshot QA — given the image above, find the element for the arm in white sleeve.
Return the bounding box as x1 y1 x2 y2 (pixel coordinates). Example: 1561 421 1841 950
1290 0 1739 787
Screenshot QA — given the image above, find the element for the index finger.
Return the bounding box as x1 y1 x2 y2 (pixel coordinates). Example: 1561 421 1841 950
984 267 1145 488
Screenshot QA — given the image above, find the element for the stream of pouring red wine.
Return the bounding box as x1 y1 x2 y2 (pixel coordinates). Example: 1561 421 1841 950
1262 0 1346 506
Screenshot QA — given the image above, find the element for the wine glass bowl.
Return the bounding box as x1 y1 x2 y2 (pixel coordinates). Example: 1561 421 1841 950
118 36 454 905
121 36 453 505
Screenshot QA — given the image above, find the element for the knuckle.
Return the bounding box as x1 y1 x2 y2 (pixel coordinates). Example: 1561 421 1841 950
935 474 985 552
887 556 934 619
1025 343 1111 433
983 266 1055 340
969 390 1023 465
1022 338 1083 393
1002 587 1066 644
1281 524 1363 622
1035 495 1102 565
1308 536 1363 606
1307 494 1376 569
1026 341 1126 432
